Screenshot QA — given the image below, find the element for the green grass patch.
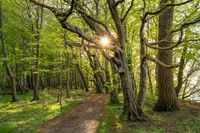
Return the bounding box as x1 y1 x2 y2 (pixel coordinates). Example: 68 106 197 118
98 94 200 133
0 89 85 133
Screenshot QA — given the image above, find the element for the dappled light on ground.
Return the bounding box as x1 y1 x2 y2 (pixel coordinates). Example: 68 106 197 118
40 92 108 133
0 90 85 133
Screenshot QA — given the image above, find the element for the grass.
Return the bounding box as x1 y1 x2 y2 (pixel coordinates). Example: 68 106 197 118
98 93 200 133
0 89 85 133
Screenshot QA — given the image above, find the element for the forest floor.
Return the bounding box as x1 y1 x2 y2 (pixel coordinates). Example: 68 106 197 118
0 89 86 133
98 94 200 133
40 92 108 133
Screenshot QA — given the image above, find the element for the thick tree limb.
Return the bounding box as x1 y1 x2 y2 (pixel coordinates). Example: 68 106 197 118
100 50 112 61
59 0 75 22
115 0 124 7
76 8 112 35
61 21 94 43
145 55 179 68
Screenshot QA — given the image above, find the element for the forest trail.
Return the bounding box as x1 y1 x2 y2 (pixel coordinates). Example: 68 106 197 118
40 92 108 133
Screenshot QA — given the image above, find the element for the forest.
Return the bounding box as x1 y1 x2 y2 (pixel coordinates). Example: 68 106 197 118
0 0 200 132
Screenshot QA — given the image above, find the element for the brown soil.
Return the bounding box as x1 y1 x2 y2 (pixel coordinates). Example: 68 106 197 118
40 92 107 133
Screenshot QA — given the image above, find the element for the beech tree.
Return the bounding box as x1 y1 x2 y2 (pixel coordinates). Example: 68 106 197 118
137 0 199 110
0 2 18 102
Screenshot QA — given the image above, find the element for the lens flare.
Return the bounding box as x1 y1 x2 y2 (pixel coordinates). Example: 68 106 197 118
100 36 110 46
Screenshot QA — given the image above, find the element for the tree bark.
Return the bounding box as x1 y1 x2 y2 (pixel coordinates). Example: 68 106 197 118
153 0 179 111
85 49 103 93
32 6 43 101
0 4 18 102
147 64 153 93
107 0 146 120
118 51 145 120
73 54 89 92
138 18 147 108
175 46 187 97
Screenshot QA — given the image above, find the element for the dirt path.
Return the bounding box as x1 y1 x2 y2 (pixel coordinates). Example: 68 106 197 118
40 92 107 133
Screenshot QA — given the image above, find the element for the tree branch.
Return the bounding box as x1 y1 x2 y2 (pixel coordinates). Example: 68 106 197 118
122 0 134 21
29 0 54 10
145 55 179 68
115 0 124 7
65 41 110 50
61 21 94 43
145 28 184 50
144 0 193 19
172 17 200 33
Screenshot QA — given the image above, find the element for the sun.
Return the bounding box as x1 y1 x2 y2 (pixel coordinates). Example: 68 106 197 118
100 36 110 46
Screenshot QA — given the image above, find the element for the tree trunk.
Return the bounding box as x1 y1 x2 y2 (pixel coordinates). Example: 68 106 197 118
110 61 119 104
118 51 145 120
153 0 179 111
85 49 103 93
104 59 110 93
147 64 153 93
110 89 119 104
138 18 147 108
66 53 70 98
32 6 43 101
107 0 146 120
175 46 187 97
0 4 17 102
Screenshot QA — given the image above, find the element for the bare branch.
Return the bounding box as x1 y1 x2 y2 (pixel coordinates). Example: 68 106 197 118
122 0 134 21
144 0 193 19
115 0 124 7
29 0 54 10
145 28 184 50
59 0 75 22
172 17 200 33
183 79 200 99
65 41 109 50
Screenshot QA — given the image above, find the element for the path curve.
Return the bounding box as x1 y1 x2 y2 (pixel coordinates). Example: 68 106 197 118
40 93 107 133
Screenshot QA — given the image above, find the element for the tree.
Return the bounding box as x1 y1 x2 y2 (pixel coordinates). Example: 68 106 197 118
153 0 179 111
0 2 18 102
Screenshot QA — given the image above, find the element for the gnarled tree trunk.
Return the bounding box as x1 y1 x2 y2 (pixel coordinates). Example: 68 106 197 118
117 51 145 120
